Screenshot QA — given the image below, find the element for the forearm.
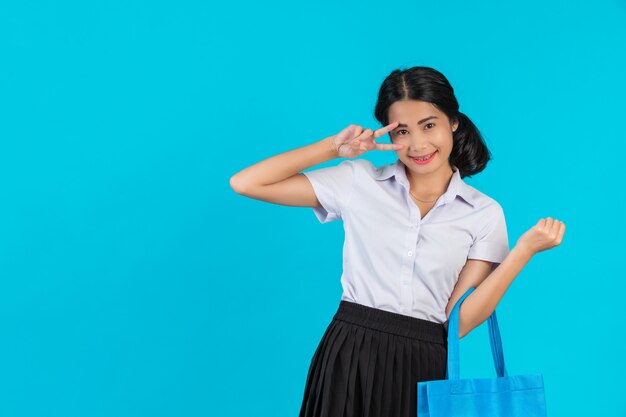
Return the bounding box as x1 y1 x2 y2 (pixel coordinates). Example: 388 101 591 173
459 246 534 338
230 136 339 190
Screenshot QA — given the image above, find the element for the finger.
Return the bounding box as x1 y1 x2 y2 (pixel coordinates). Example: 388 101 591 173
375 142 404 151
552 218 563 239
555 222 566 244
374 121 400 139
353 128 373 142
358 128 374 139
374 122 404 151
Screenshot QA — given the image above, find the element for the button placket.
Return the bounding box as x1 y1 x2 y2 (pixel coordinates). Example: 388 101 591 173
400 181 421 313
401 217 420 311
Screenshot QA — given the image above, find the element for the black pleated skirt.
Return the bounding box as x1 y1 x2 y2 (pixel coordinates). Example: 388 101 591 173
298 300 448 417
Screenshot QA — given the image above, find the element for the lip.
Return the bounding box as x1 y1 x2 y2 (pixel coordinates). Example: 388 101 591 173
410 150 437 165
410 151 437 158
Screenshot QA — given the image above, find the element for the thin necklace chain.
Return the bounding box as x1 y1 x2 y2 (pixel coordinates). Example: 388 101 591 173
405 163 450 204
409 189 441 204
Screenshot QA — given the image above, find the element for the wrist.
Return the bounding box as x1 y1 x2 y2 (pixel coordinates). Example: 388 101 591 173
511 245 534 261
326 136 340 158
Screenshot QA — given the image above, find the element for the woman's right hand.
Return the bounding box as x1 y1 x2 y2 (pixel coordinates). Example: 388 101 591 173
331 122 404 159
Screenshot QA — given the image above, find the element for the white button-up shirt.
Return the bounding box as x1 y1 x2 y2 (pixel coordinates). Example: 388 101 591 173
302 158 510 323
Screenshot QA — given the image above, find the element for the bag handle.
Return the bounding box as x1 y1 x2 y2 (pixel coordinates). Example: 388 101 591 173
445 287 508 380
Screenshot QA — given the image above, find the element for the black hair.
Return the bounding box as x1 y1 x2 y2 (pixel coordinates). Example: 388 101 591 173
373 66 492 178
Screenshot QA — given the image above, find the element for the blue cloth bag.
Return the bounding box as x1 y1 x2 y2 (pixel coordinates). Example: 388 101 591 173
417 287 548 416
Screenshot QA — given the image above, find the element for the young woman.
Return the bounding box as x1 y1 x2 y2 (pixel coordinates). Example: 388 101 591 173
230 66 565 417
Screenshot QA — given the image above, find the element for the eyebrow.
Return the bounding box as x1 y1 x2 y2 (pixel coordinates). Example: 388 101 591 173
394 116 439 129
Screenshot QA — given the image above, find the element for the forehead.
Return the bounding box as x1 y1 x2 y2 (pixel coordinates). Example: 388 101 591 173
388 100 441 119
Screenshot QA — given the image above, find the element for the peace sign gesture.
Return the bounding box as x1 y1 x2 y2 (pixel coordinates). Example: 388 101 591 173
331 121 404 159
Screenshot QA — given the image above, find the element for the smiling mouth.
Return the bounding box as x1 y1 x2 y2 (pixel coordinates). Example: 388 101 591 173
410 151 437 161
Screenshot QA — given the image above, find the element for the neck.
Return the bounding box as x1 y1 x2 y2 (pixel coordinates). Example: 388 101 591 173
405 163 455 198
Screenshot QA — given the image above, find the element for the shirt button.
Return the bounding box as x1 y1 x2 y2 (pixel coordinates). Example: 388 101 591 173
407 251 413 256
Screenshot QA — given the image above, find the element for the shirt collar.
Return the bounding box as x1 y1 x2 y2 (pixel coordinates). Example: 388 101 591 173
374 158 475 207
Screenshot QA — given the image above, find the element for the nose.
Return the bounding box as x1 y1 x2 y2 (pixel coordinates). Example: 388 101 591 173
408 139 429 152
404 135 429 148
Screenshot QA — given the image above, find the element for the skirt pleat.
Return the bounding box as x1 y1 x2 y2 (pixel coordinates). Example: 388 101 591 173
298 300 447 417
345 325 365 416
362 327 379 417
388 334 405 417
310 321 343 416
369 330 389 417
318 322 352 417
301 320 340 416
400 336 412 416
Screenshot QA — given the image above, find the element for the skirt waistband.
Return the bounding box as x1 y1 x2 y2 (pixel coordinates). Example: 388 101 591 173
332 300 448 345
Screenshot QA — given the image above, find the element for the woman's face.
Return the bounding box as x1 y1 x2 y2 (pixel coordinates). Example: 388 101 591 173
387 100 458 176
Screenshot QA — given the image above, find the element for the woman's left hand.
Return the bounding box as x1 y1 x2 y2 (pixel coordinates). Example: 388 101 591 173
514 217 566 256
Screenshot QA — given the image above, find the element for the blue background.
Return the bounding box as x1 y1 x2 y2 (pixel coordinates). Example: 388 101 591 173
1 1 625 416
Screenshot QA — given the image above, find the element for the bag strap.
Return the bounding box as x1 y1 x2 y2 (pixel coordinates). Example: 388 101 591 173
445 287 508 380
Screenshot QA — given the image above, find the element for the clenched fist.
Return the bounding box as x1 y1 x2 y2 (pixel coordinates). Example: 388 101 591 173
515 217 566 256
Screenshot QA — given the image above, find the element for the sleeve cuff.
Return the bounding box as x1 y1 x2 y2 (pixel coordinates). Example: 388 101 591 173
311 205 341 224
467 241 510 264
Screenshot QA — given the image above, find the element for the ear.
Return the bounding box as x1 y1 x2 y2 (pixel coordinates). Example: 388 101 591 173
452 118 459 133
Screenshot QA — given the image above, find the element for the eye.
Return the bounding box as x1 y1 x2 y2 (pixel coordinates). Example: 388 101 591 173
397 129 408 135
425 123 435 130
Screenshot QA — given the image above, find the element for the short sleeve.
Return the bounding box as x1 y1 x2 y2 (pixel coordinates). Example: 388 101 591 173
302 159 355 223
467 203 510 266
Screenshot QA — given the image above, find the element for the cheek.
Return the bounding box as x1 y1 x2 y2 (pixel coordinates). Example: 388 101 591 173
435 134 454 148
